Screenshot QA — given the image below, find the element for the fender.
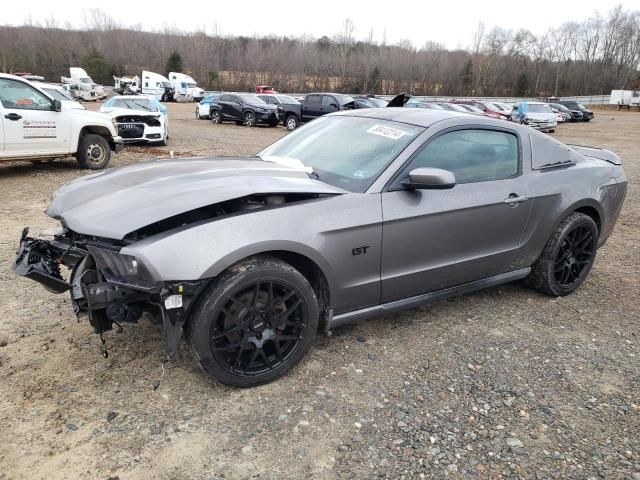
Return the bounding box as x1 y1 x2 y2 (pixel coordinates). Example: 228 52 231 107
200 240 337 294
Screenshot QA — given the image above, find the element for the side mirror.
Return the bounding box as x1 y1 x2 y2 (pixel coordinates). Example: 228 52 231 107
52 99 62 112
402 168 456 190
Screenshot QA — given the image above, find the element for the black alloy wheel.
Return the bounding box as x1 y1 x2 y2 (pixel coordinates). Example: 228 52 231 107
526 212 598 296
210 280 308 377
187 257 319 387
553 225 595 289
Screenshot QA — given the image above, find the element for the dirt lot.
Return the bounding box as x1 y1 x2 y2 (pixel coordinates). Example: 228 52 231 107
0 103 638 480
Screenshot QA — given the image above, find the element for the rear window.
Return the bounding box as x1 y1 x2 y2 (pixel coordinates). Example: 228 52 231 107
305 95 321 105
530 131 575 169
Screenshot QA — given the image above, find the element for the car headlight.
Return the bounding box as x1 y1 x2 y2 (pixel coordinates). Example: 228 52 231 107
87 246 157 290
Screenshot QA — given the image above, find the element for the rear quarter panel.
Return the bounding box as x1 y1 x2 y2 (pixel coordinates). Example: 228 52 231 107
521 159 627 266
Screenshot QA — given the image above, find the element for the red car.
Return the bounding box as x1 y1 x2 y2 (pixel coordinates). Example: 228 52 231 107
450 99 507 119
256 85 277 94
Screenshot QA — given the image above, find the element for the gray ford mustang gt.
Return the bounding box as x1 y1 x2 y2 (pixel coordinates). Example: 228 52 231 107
13 108 627 387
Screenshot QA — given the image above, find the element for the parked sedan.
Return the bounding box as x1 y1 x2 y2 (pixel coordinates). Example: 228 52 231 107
510 102 557 133
210 93 279 127
195 94 220 120
550 103 584 122
100 95 169 145
13 109 627 387
555 100 594 122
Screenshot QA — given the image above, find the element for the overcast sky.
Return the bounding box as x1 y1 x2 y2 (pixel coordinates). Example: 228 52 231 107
4 0 638 49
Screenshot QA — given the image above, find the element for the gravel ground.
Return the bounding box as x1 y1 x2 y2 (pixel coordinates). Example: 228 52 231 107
0 103 638 480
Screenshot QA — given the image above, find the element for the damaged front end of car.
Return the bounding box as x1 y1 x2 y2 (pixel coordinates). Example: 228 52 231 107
13 227 206 359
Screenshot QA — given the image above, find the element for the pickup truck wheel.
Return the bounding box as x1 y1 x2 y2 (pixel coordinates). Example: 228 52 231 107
285 115 300 131
211 110 222 124
186 256 319 387
525 213 598 296
76 134 110 170
244 111 256 127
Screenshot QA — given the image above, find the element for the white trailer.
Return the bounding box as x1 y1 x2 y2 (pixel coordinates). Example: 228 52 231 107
609 90 640 109
168 72 204 102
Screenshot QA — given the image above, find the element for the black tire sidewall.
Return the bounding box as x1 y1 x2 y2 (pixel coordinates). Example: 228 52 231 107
286 115 299 131
546 215 598 296
189 258 319 387
77 134 110 170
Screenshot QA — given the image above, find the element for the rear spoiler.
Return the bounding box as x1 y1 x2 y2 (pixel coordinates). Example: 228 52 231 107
568 144 622 165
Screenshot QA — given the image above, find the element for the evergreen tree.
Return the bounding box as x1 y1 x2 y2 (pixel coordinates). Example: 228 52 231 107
83 48 112 84
165 51 183 75
515 73 529 96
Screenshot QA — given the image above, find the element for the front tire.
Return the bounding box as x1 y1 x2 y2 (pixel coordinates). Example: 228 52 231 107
526 213 598 296
244 111 257 127
186 257 319 387
76 134 111 170
285 115 300 131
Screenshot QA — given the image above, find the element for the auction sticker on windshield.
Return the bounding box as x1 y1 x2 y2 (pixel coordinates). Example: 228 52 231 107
366 124 408 140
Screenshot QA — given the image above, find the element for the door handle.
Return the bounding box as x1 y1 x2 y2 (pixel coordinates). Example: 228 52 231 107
4 113 22 121
504 194 529 205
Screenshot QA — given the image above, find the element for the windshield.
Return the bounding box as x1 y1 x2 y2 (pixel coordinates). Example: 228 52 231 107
257 116 423 193
276 95 300 104
43 88 73 102
367 98 389 107
334 94 355 105
109 97 156 111
527 104 552 113
80 77 93 84
239 93 265 104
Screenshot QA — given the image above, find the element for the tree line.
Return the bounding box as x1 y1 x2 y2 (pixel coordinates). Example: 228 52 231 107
0 6 639 97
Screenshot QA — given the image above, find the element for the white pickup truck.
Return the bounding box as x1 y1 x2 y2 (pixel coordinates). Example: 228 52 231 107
0 73 123 169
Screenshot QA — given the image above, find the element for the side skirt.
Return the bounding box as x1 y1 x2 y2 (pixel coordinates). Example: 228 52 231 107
327 267 531 330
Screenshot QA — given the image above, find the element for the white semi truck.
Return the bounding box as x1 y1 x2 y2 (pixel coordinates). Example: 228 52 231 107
61 68 107 102
113 71 175 101
168 72 204 102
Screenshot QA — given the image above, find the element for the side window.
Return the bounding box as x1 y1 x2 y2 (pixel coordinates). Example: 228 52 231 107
219 94 230 102
0 79 53 111
305 95 320 106
322 95 335 106
404 129 519 184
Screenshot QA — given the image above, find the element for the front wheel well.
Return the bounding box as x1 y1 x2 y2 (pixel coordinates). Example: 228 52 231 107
210 251 330 331
79 126 112 141
266 251 330 330
574 206 601 234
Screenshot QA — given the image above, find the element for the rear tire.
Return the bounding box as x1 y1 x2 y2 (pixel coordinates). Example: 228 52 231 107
76 134 111 170
211 110 222 124
186 256 319 387
525 213 598 296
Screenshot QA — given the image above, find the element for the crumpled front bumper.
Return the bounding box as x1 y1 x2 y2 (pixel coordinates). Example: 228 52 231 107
12 228 72 293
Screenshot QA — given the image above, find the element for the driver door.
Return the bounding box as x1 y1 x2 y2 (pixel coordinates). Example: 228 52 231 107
0 77 69 156
380 127 532 303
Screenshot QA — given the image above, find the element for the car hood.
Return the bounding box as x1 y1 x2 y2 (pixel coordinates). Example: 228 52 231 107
46 157 346 239
525 113 556 121
100 107 161 118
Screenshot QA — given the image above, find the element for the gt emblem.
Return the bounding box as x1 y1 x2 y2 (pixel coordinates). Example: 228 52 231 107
352 246 370 256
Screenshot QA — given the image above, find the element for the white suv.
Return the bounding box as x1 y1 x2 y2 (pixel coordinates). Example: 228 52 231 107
0 74 123 169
